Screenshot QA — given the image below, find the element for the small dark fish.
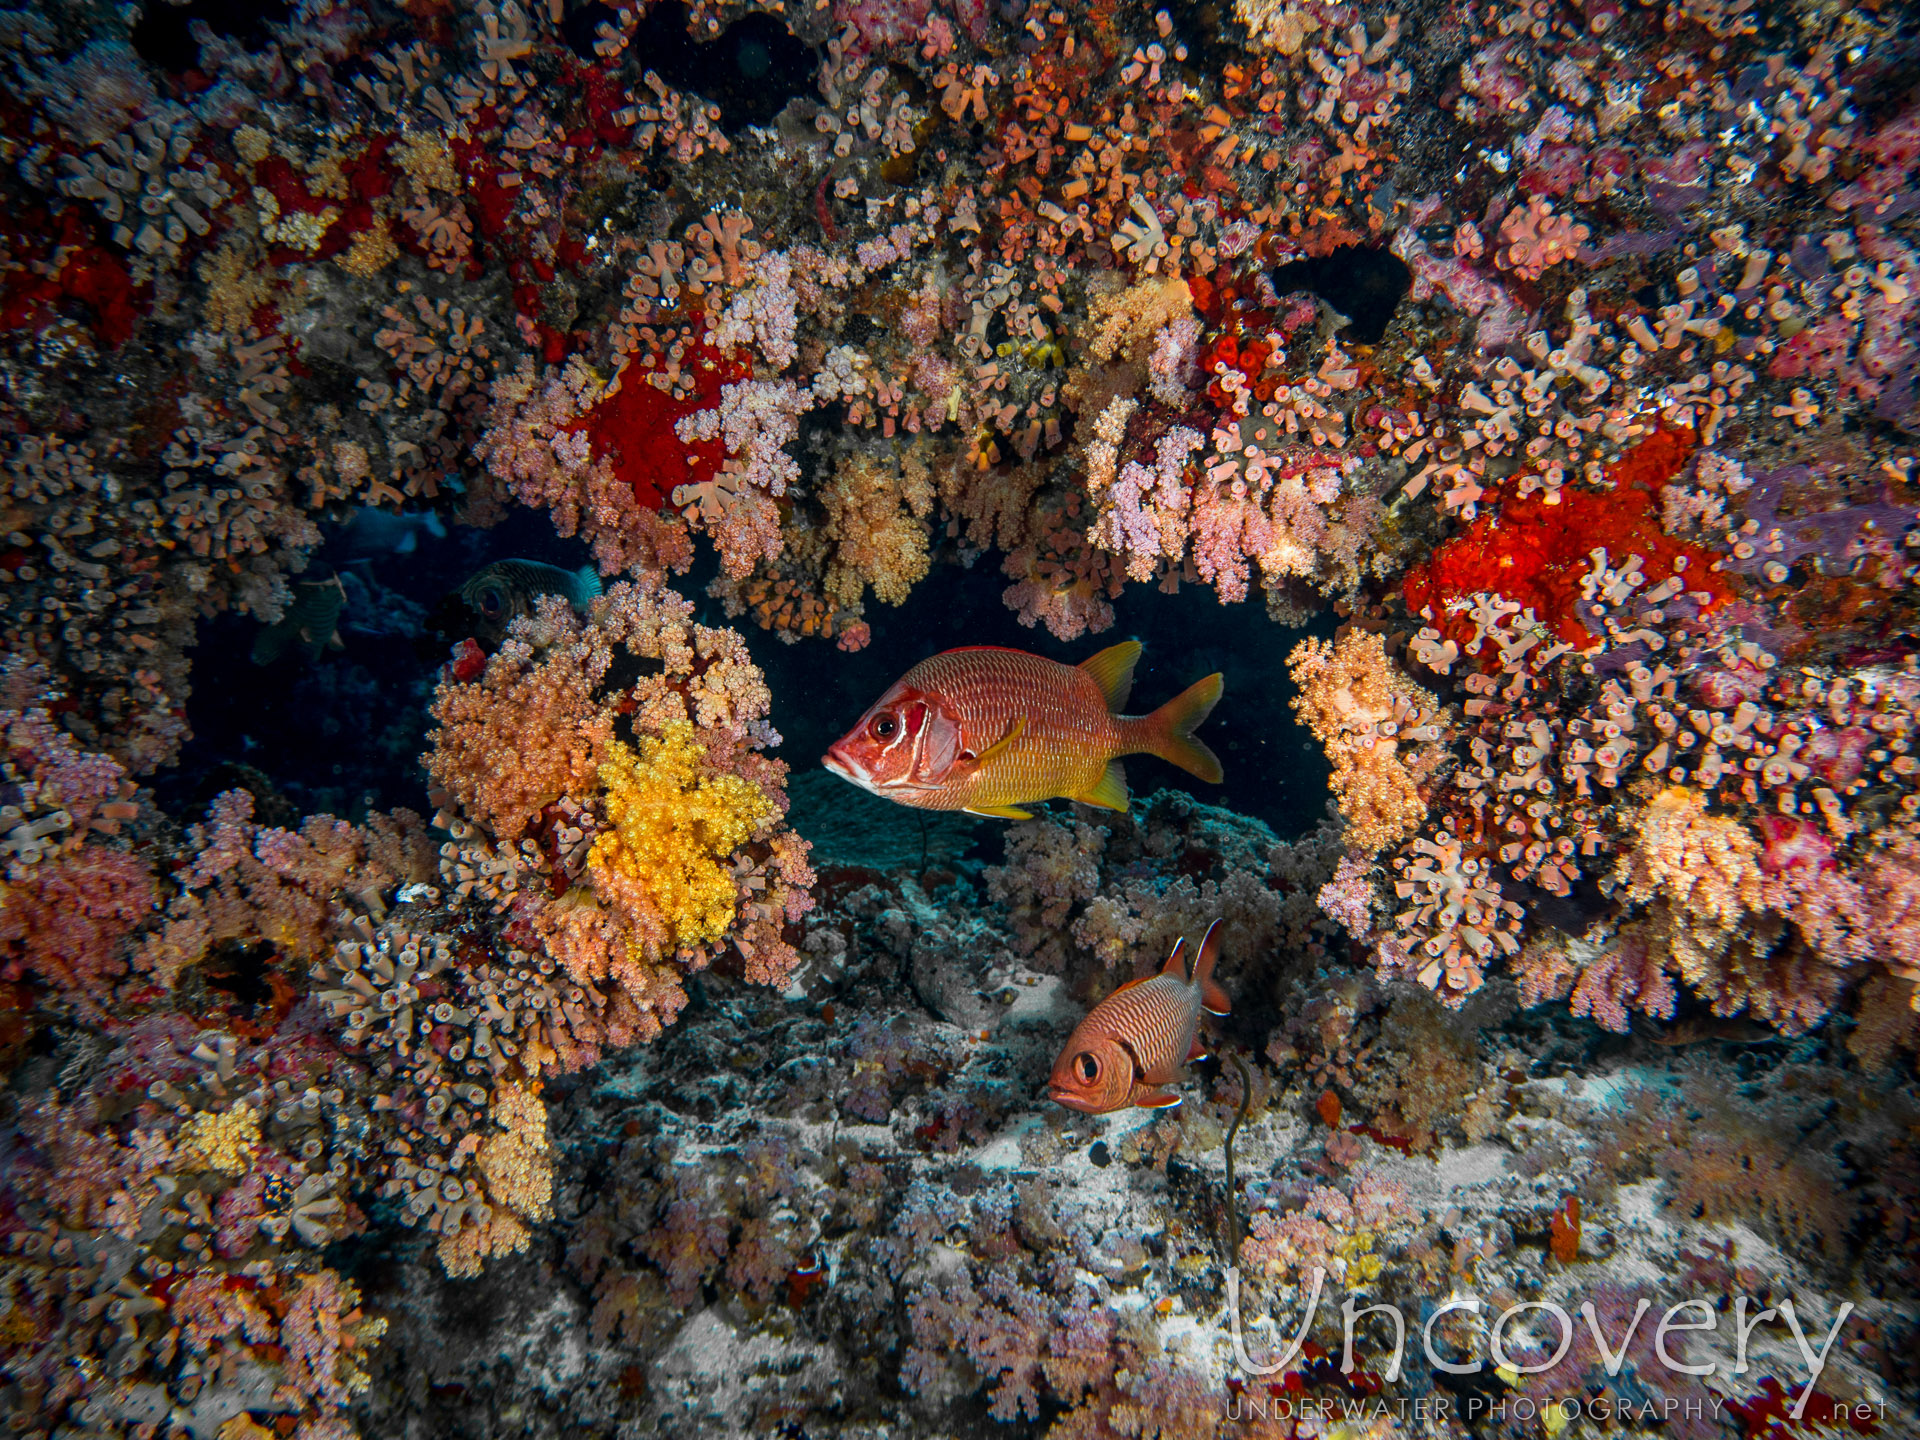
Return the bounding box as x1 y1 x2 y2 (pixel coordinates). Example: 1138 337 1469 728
252 575 347 665
1635 1016 1780 1048
337 506 447 557
459 560 602 633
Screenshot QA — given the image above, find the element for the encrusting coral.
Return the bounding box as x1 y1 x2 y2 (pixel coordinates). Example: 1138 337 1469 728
1286 428 1920 1032
3 0 1920 1428
0 574 816 1440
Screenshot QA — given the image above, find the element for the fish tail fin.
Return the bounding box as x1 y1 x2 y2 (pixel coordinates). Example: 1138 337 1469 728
1192 918 1230 1015
1131 672 1224 783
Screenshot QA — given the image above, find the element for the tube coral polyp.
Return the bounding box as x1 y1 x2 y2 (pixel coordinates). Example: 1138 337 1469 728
587 720 777 955
1401 429 1730 659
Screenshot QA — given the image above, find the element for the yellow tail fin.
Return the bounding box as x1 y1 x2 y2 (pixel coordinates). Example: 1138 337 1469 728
1134 672 1224 783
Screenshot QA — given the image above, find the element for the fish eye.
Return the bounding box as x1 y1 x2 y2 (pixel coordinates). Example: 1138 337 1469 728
869 713 898 740
1075 1053 1099 1083
478 586 502 617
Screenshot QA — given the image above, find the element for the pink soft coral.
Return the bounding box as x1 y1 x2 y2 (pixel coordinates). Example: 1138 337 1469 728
0 849 152 1012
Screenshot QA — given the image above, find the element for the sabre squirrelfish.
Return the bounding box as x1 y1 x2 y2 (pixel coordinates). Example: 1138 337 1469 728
1048 920 1230 1114
821 641 1222 819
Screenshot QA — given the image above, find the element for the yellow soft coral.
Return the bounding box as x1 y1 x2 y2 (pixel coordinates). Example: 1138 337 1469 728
587 721 775 957
438 1081 553 1278
1080 275 1193 366
176 1101 261 1175
1615 785 1762 925
821 449 936 607
1289 632 1446 856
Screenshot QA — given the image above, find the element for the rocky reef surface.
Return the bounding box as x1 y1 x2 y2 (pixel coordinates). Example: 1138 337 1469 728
343 792 1918 1439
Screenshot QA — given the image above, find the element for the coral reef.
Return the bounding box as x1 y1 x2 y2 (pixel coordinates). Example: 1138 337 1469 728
1 0 1918 1430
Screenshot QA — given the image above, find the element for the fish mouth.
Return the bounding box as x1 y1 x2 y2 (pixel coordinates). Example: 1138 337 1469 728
1047 1086 1097 1111
822 751 877 792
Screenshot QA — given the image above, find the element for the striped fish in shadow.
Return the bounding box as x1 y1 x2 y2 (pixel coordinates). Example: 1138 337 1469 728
252 574 347 665
1047 919 1231 1114
459 560 602 639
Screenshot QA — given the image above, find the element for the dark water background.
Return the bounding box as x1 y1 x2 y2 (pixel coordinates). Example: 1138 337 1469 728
160 508 1334 849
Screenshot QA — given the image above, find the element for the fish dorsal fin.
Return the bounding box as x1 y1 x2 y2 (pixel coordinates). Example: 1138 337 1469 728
1078 639 1143 711
964 803 1033 820
1076 759 1129 813
1107 973 1153 996
1158 936 1188 980
1193 918 1231 1016
972 714 1027 767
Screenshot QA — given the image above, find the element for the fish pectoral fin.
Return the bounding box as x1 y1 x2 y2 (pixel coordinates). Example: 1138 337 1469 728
1132 1087 1183 1109
964 804 1034 820
1118 1037 1182 1089
970 715 1027 768
1075 759 1129 812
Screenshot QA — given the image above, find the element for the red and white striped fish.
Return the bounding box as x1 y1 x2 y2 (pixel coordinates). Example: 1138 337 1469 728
1048 920 1230 1114
821 640 1222 819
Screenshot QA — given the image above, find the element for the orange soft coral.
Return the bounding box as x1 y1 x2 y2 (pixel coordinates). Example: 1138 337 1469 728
1288 630 1449 856
422 580 814 1047
423 625 617 842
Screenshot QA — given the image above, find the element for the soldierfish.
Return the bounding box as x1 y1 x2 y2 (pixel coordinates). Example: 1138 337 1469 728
1048 920 1230 1114
822 640 1222 819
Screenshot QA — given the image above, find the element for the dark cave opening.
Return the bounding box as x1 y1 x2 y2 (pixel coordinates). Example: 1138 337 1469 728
130 0 290 73
156 500 1335 849
559 0 622 60
1269 244 1414 345
629 4 818 133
